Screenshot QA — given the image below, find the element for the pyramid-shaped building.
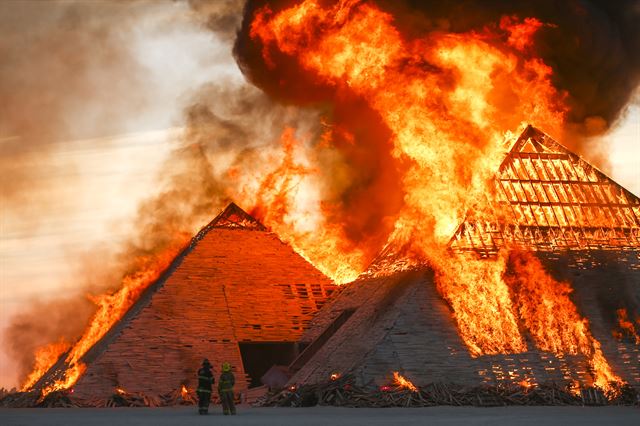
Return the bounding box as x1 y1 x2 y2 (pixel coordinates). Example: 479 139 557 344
288 127 640 390
33 128 639 400
46 203 336 399
450 125 640 255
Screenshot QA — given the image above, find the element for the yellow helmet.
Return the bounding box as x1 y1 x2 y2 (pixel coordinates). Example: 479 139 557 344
222 362 231 372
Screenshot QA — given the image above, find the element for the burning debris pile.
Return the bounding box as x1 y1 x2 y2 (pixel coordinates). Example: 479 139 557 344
256 374 639 408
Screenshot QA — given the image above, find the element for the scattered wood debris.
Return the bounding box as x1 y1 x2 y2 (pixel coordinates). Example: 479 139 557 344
254 375 640 408
1 377 637 408
0 390 40 408
0 386 198 408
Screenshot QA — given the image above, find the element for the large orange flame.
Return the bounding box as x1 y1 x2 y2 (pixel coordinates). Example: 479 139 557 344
23 0 625 397
507 252 621 391
249 0 555 347
21 340 70 391
434 254 527 356
251 0 565 260
230 127 367 283
249 0 622 393
31 236 189 398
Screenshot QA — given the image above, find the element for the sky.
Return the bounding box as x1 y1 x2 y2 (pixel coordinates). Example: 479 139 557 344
0 0 638 389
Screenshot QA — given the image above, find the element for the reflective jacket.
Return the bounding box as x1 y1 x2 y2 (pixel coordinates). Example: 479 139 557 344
197 367 214 393
218 371 235 392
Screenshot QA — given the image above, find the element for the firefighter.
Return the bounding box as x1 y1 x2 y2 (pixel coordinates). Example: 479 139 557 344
218 362 236 415
196 358 214 415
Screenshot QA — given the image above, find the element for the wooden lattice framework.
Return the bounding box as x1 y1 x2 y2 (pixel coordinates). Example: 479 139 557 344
450 126 640 256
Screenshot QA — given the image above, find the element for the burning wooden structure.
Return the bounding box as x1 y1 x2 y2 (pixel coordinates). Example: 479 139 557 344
450 126 640 254
288 127 640 391
35 203 335 399
25 127 639 405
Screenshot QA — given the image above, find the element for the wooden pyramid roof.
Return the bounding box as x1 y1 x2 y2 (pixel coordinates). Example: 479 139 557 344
287 127 640 390
37 203 336 397
289 270 485 387
450 126 640 256
205 202 266 231
290 262 640 389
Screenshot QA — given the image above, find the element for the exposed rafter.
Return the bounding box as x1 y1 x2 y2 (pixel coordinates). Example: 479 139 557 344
450 126 640 256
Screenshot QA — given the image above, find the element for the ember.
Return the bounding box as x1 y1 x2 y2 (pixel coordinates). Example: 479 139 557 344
39 363 86 401
519 380 533 390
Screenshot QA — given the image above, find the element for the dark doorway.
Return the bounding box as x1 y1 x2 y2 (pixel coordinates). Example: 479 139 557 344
238 342 297 388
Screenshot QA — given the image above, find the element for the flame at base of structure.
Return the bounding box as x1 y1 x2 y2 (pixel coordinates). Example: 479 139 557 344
507 253 621 392
38 363 86 401
21 340 70 391
27 237 189 399
432 250 623 395
392 372 418 392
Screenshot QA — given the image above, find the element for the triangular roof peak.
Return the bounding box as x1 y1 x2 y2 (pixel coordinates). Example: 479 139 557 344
187 203 266 249
509 125 557 155
507 125 574 154
451 125 640 255
209 202 266 231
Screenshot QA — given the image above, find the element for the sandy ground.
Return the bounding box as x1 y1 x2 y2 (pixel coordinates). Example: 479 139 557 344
1 405 638 426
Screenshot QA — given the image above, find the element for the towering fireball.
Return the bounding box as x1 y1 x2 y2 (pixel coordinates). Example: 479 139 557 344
244 0 621 392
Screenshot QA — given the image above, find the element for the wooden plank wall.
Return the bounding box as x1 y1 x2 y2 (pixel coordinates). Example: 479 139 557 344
291 271 429 385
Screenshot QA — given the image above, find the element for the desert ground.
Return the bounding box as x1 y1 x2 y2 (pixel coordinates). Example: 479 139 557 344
1 405 639 426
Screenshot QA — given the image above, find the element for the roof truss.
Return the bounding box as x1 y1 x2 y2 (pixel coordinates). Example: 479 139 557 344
450 126 640 256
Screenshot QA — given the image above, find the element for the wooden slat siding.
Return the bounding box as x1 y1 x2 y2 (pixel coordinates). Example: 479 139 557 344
73 227 335 399
290 271 421 385
289 309 355 372
300 283 353 344
290 252 639 389
361 273 480 386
